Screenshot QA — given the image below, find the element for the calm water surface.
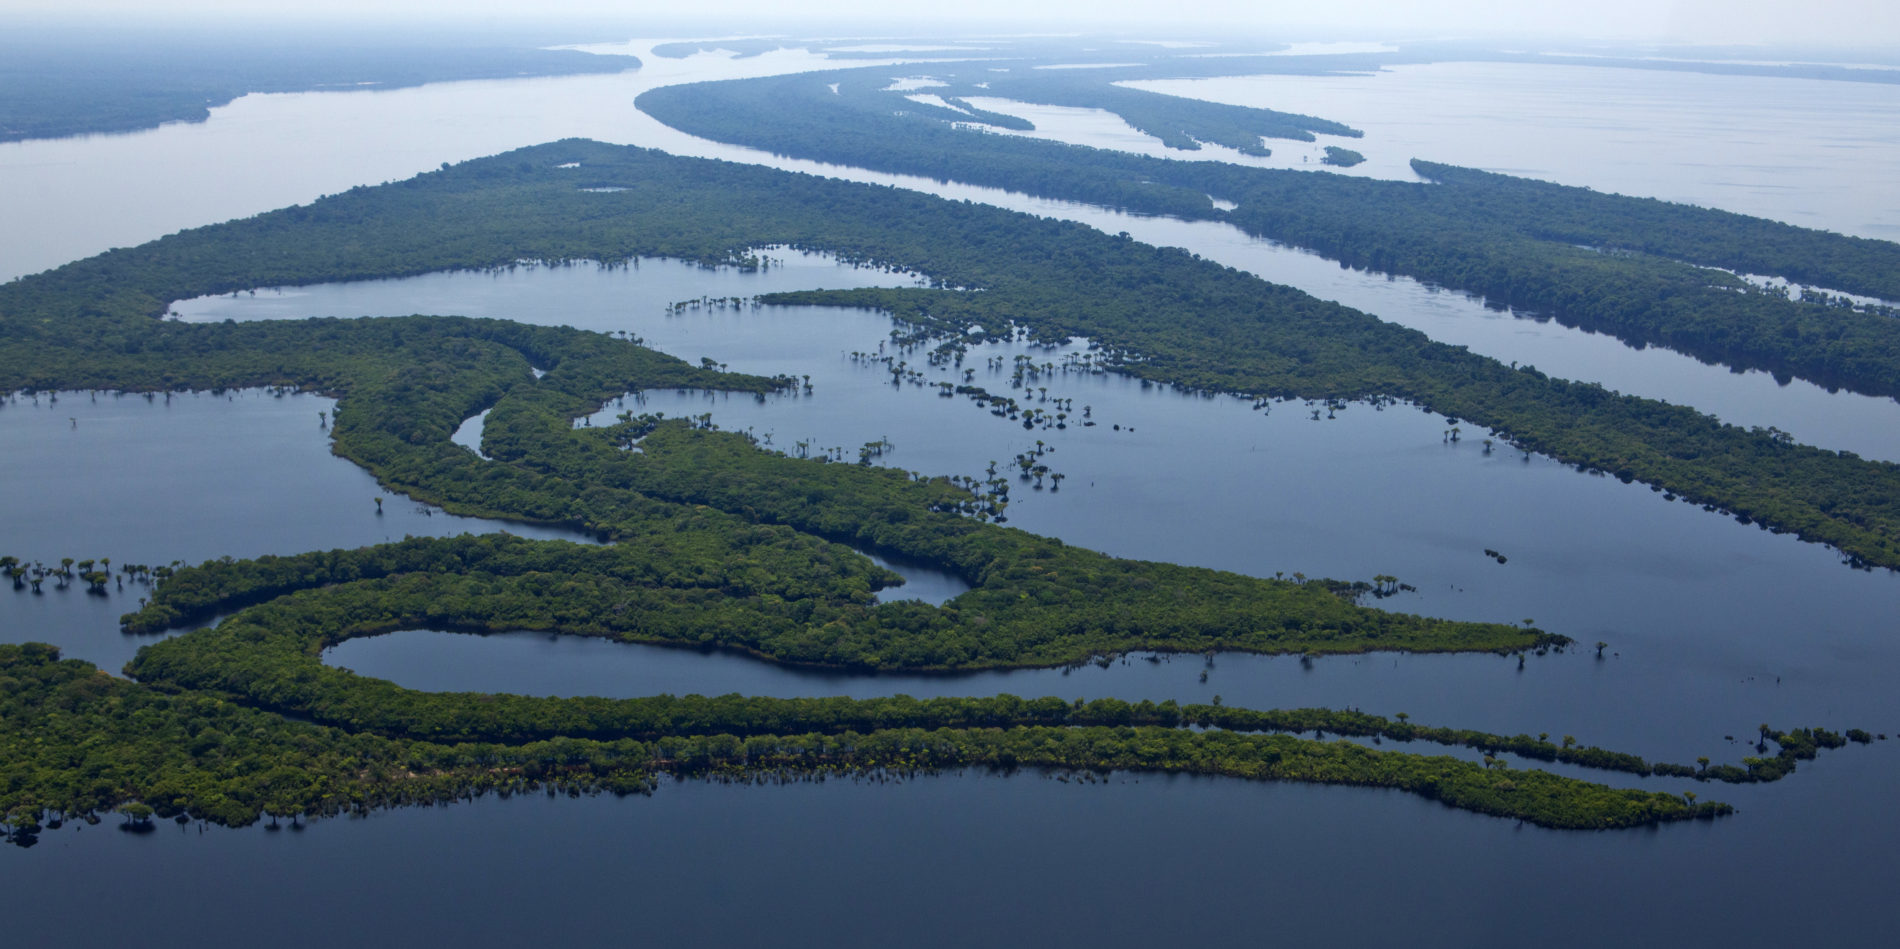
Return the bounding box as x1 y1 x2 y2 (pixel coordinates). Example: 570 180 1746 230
0 43 891 282
13 44 1899 460
159 261 1900 768
7 38 1900 949
1130 61 1900 242
0 389 586 673
917 82 1900 457
170 223 1900 465
12 768 1894 949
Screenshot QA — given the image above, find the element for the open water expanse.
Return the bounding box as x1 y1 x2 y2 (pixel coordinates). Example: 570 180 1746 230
1130 61 1900 243
5 37 1900 948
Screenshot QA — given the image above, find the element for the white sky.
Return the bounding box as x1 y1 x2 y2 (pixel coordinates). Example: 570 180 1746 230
3 0 1899 50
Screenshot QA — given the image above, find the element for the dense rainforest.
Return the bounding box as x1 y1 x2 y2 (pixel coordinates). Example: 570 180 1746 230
0 139 1875 836
116 534 1855 791
637 67 1900 399
1 524 1860 836
4 143 1899 571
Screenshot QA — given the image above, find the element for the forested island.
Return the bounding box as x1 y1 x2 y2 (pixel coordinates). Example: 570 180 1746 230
639 68 1900 400
0 137 1878 838
1322 146 1366 166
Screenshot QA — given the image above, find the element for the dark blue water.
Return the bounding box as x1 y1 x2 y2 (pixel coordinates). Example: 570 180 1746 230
9 255 1899 949
324 628 1831 773
241 265 1898 775
5 762 1893 949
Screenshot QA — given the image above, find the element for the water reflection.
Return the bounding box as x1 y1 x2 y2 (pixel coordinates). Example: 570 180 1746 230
6 39 1900 943
449 407 491 458
17 770 1891 949
17 46 1900 461
0 389 586 672
156 263 1900 740
323 628 1831 768
170 221 1900 468
862 550 969 605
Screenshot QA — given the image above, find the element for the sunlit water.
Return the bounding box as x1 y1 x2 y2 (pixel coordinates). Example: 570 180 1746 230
10 44 1898 460
1128 61 1900 242
122 62 1900 461
0 44 899 282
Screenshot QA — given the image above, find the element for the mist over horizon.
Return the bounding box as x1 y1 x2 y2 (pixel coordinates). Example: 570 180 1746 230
3 1 1900 59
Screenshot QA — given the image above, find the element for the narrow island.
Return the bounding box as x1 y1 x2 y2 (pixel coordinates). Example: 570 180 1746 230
1321 145 1366 166
0 140 1871 841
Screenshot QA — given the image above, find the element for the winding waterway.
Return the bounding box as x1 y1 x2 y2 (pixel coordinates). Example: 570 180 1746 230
157 259 1900 767
5 37 1900 949
19 45 1899 461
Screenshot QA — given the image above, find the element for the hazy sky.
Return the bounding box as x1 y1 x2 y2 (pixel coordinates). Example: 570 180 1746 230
4 0 1900 49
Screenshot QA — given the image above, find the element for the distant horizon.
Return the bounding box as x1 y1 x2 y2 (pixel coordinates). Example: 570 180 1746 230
3 1 1900 55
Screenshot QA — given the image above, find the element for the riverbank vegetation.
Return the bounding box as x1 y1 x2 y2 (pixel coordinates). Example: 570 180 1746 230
638 69 1900 399
856 64 1361 153
5 141 1897 569
0 139 1872 839
0 29 640 144
1 640 1734 841
114 542 1859 794
1321 146 1366 167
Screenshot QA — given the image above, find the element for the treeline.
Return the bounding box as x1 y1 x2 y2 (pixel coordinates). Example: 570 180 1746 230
5 141 1900 572
638 74 1224 218
118 545 1850 790
0 138 1863 835
118 545 1853 792
0 34 639 144
119 533 897 638
1322 146 1365 167
842 63 1361 151
637 69 1900 399
0 143 1552 663
1225 162 1900 397
0 644 1728 839
761 274 1900 569
124 526 1543 680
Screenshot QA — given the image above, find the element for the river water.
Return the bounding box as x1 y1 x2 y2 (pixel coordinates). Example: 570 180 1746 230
0 388 593 674
160 259 1899 769
5 38 1900 949
1129 61 1900 243
15 44 1897 460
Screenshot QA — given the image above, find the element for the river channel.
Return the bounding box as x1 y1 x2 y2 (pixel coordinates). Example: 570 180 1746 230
5 37 1899 949
154 255 1900 766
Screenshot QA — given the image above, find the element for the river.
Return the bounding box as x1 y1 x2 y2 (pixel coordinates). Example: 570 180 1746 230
1129 61 1900 243
156 258 1900 767
4 37 1899 949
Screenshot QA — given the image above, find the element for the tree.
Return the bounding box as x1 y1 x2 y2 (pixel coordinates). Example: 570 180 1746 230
118 802 154 832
